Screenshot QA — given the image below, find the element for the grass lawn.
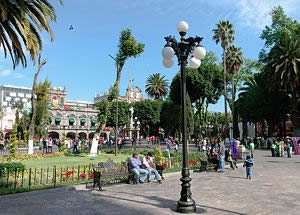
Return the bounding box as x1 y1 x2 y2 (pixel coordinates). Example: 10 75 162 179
20 153 131 169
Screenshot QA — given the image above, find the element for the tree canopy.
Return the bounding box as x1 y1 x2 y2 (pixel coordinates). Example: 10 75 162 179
0 0 63 68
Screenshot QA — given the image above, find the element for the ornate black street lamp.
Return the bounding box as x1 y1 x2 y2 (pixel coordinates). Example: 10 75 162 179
133 116 140 151
162 21 206 213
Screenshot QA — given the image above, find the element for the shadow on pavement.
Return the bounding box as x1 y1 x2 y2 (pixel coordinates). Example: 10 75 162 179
197 204 247 215
100 190 247 214
266 161 286 163
226 176 245 179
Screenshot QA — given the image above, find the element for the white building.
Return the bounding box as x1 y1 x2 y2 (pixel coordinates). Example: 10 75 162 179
94 86 144 104
0 85 32 133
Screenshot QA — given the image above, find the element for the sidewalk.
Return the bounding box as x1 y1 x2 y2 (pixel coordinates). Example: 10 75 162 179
1 150 300 215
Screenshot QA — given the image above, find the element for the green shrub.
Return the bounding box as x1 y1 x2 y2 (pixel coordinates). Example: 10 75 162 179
0 162 25 170
153 144 162 164
8 124 18 160
102 149 114 154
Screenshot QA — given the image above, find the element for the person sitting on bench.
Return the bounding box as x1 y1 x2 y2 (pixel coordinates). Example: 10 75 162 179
129 153 150 184
143 152 162 184
207 138 219 171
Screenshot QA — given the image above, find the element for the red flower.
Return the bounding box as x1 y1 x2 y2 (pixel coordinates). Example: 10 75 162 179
88 174 94 179
162 162 167 168
63 170 76 177
188 161 197 166
79 173 86 179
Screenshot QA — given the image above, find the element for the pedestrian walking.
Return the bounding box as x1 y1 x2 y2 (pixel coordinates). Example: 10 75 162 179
271 142 276 157
287 139 292 158
48 138 53 153
243 154 254 179
43 138 47 153
217 139 225 173
249 139 255 158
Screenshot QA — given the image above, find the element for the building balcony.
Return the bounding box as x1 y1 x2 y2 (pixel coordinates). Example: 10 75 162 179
48 124 96 131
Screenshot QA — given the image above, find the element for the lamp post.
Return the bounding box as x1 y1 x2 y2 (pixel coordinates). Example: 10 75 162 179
133 116 140 151
162 21 206 214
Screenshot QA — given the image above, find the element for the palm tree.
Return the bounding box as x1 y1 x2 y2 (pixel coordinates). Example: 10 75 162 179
265 34 300 136
226 45 244 137
212 20 235 136
0 0 62 68
145 73 169 99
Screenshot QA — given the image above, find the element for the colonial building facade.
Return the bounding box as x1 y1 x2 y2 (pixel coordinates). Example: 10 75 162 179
1 85 144 141
47 87 98 140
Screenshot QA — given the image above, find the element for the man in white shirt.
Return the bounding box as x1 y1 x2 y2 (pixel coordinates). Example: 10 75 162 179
142 152 162 184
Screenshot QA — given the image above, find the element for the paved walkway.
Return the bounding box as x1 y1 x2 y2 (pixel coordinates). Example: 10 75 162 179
1 150 300 215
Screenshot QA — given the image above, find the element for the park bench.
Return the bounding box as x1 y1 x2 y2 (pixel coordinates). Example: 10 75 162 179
88 158 166 191
90 159 133 191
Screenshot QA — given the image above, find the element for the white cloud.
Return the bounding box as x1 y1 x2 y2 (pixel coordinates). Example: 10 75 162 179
13 73 24 79
236 0 299 31
0 69 11 77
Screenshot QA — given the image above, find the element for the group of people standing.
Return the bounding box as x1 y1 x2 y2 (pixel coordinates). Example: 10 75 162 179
39 137 58 153
270 137 296 158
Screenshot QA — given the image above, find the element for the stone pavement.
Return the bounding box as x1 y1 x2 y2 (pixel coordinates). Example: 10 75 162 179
1 150 300 215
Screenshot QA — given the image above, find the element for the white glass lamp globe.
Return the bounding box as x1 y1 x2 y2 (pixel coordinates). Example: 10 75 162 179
163 58 174 68
190 57 201 69
162 46 175 60
177 21 189 34
193 46 206 60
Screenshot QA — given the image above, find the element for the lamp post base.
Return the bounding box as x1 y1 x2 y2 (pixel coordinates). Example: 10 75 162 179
177 199 196 214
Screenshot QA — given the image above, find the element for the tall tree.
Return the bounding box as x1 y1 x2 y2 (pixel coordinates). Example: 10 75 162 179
226 45 244 138
133 100 163 137
35 79 51 138
28 56 47 154
212 20 235 137
170 52 223 137
113 29 144 87
145 73 169 99
265 34 300 136
238 73 289 137
0 0 63 68
260 6 300 48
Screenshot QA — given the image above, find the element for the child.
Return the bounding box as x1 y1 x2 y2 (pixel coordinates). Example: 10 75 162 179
243 154 254 179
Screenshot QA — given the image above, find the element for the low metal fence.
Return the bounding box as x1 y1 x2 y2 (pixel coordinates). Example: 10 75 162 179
0 156 202 195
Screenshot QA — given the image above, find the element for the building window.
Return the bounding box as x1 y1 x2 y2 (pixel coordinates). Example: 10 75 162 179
80 119 86 126
55 118 61 125
69 118 75 126
91 119 97 127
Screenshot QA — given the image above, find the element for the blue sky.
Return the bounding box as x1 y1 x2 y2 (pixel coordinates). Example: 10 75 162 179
0 0 299 111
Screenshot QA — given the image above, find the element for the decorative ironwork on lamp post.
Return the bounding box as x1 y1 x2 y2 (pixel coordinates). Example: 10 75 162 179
162 21 206 214
133 116 140 151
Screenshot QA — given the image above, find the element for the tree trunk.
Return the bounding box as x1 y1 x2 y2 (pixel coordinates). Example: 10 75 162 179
267 121 274 137
197 98 204 138
114 64 124 87
232 75 240 139
242 118 247 139
223 47 228 138
204 100 209 124
28 57 47 154
291 92 300 136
